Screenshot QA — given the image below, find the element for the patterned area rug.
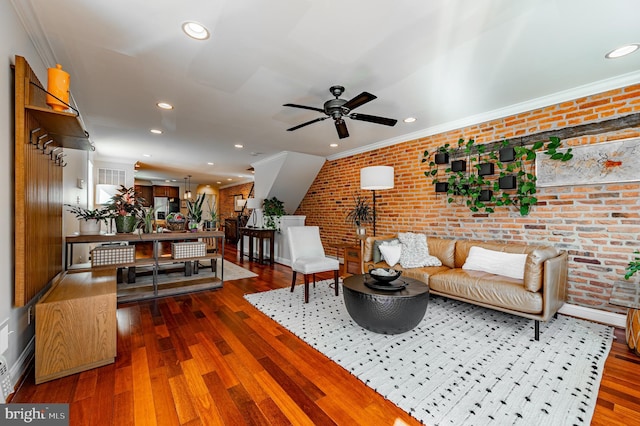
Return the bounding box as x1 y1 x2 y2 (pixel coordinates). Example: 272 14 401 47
244 281 613 426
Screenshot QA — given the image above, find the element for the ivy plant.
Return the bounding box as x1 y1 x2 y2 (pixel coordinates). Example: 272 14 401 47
625 250 640 280
422 136 573 216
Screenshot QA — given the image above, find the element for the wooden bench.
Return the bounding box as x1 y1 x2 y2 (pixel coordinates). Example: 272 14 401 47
35 269 116 384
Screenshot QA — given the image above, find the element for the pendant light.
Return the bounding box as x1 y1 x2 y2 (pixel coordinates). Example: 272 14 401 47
183 176 189 200
186 175 192 200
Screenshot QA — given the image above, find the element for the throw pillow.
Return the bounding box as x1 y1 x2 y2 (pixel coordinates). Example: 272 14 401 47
373 238 400 263
398 232 441 268
378 244 402 267
462 246 528 280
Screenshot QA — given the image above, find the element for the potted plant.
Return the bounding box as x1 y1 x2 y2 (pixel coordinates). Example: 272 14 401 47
263 196 285 230
186 193 206 231
141 207 155 234
105 185 145 233
345 194 373 238
625 250 640 280
166 212 186 231
66 204 109 235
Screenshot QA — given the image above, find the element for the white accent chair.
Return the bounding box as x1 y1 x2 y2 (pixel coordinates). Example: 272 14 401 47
287 226 340 303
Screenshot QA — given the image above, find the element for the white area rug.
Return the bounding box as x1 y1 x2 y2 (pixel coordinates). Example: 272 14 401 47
244 281 613 426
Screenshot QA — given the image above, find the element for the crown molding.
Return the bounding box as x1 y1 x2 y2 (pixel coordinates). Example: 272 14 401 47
328 70 640 161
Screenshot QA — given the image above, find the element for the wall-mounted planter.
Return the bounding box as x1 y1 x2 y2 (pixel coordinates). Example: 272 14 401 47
499 147 515 162
453 184 469 195
435 182 449 193
435 152 450 164
478 162 494 176
451 159 466 172
499 175 517 189
478 189 493 201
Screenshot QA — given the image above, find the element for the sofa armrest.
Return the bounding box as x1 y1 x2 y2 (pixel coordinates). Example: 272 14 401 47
540 251 568 321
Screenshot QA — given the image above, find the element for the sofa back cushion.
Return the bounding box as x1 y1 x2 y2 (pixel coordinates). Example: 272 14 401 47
363 235 396 263
427 237 456 269
454 240 559 292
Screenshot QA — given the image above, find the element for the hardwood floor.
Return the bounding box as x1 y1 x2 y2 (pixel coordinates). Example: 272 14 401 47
9 246 640 425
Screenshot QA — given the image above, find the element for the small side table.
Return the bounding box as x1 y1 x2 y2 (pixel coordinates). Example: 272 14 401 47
239 227 275 264
610 281 640 356
328 242 361 276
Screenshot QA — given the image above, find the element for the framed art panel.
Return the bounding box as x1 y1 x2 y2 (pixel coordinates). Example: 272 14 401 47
234 194 244 212
536 137 640 187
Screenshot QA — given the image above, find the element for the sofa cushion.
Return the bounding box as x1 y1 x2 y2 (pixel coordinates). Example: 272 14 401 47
429 269 543 314
427 237 456 269
398 232 442 268
373 238 400 263
379 243 402 267
462 246 527 280
363 235 396 262
524 246 560 292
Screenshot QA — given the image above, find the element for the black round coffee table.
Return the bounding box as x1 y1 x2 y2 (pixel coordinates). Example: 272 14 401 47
342 274 429 334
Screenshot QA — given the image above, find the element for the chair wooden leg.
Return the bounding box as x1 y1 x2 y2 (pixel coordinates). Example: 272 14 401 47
290 271 297 292
312 273 316 287
333 270 339 296
304 274 310 303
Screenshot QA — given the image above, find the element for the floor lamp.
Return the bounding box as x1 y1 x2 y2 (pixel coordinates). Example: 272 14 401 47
360 166 394 236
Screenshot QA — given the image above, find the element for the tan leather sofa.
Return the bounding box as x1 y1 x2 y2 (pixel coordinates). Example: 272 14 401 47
362 235 568 340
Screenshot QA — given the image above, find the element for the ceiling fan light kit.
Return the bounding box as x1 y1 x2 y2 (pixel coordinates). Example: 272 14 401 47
284 85 397 139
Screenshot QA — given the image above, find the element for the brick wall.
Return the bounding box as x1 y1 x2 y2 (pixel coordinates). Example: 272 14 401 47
219 182 253 221
296 84 640 314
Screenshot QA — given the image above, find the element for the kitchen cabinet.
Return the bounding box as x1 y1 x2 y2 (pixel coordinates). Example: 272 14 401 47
153 185 179 198
135 185 153 207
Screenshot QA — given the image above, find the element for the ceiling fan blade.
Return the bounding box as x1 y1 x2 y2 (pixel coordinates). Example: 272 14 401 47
335 119 349 139
342 92 376 111
287 116 328 131
283 103 325 113
349 113 398 127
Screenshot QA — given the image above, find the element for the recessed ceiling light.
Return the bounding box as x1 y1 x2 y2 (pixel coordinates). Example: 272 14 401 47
330 143 338 147
150 129 162 134
227 178 232 181
605 44 639 59
234 144 244 148
182 21 210 40
156 102 173 110
404 117 417 123
217 181 221 184
142 154 152 158
207 162 214 165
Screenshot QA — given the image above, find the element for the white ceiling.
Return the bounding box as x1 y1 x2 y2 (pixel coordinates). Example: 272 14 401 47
13 0 640 187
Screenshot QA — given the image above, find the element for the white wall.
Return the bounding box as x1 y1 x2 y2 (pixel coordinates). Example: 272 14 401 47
1 0 50 394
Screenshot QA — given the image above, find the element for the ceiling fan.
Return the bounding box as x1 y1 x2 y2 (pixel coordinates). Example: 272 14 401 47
283 85 397 139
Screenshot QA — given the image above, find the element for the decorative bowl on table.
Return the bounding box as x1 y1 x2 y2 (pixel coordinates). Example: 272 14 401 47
368 267 402 283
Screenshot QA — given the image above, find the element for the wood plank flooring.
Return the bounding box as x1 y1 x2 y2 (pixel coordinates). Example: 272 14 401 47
9 246 640 425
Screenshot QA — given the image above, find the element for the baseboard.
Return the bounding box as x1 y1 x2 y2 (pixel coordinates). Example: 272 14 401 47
6 336 35 402
559 303 626 328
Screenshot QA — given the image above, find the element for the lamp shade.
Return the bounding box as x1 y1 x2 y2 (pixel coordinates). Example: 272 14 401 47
361 166 394 190
246 197 263 209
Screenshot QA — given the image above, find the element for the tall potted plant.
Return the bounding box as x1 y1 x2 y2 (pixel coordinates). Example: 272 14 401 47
105 185 145 233
345 194 373 238
186 193 206 231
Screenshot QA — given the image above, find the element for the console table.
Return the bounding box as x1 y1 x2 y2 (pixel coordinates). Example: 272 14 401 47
239 227 275 264
65 231 225 299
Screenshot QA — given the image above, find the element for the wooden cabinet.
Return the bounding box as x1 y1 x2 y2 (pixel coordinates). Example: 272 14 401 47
35 269 117 384
135 185 153 207
225 218 239 244
152 185 179 198
345 244 362 275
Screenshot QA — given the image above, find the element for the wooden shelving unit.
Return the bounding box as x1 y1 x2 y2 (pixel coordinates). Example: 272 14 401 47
24 104 93 151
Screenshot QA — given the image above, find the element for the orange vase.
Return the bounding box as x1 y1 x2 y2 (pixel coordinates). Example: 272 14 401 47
46 64 70 111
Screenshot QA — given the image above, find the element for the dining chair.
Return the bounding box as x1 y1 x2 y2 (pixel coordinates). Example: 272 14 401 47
287 226 340 303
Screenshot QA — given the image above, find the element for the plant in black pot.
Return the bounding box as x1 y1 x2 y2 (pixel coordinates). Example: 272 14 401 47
345 194 373 239
263 196 285 230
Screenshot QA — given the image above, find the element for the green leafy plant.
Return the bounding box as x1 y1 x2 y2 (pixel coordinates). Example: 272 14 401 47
141 207 155 233
186 193 206 229
345 194 374 227
422 136 573 216
625 250 640 280
263 196 285 230
66 204 110 223
105 185 145 218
